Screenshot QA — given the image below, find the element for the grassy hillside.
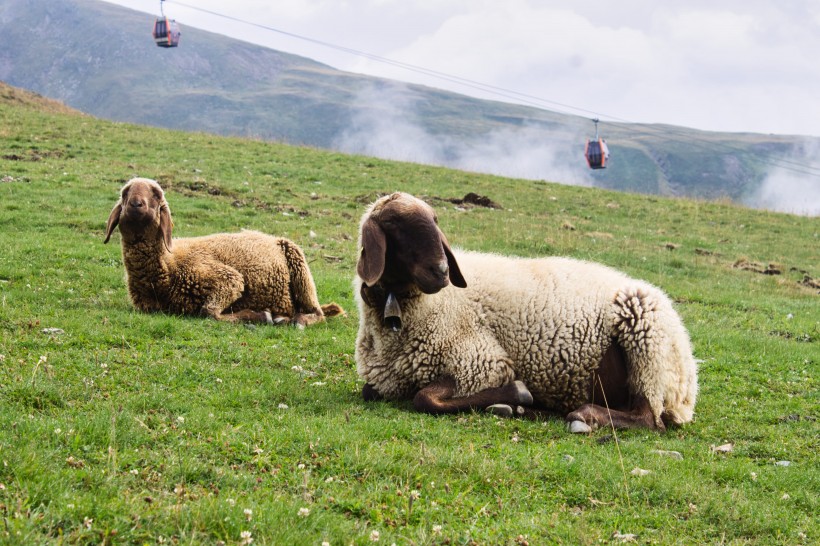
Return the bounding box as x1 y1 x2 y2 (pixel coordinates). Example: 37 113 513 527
2 0 817 206
0 85 818 545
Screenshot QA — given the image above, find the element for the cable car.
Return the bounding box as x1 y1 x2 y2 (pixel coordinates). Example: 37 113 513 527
585 118 609 169
153 1 180 48
153 17 181 47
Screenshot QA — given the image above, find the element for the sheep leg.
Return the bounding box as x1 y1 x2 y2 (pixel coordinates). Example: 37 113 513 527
566 396 664 431
413 376 533 415
203 307 283 325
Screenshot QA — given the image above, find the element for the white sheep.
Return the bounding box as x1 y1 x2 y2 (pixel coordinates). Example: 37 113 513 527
104 177 344 326
354 192 698 431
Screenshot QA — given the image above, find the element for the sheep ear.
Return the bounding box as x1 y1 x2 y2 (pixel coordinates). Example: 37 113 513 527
159 204 173 251
440 231 466 288
103 203 122 244
357 217 386 286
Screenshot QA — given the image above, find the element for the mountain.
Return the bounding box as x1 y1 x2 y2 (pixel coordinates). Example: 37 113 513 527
1 0 817 213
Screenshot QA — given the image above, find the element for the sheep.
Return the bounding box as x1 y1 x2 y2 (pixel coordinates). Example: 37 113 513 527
104 177 344 327
354 192 698 432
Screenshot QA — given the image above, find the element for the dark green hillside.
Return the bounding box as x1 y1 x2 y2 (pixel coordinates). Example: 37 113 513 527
2 0 818 209
1 80 818 545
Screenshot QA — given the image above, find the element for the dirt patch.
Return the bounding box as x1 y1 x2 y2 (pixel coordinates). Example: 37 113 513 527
798 274 820 290
444 192 502 209
732 258 782 275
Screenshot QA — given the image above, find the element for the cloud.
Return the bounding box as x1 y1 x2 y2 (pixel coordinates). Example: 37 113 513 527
332 83 594 186
745 141 820 216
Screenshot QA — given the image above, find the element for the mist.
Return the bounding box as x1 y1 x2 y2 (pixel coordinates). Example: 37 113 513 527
746 141 820 217
333 84 595 188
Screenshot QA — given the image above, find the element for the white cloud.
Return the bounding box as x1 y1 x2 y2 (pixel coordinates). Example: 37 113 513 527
333 83 594 185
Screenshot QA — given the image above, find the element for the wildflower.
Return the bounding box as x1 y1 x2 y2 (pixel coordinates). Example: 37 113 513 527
278 403 289 410
83 517 93 530
240 530 253 545
244 508 253 521
54 428 61 435
298 507 310 517
409 490 420 500
226 498 236 506
369 530 380 542
176 416 185 424
0 355 5 362
39 355 47 364
130 469 139 475
432 524 443 534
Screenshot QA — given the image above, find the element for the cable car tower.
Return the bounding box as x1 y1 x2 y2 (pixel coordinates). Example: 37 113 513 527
153 0 181 48
585 118 610 169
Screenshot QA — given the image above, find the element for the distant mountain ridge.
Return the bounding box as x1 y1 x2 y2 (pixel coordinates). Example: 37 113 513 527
1 0 818 213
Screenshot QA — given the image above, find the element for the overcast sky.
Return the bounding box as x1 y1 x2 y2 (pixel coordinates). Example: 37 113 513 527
103 0 819 137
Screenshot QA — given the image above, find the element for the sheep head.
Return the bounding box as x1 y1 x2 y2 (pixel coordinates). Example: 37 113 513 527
104 178 173 251
357 192 466 295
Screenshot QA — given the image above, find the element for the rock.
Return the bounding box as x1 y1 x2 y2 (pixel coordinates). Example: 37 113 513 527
569 420 592 433
486 404 513 417
651 449 683 460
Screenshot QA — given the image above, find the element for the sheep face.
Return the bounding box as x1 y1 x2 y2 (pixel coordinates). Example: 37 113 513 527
104 178 173 251
358 192 466 294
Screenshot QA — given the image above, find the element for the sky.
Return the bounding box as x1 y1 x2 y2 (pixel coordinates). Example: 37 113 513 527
101 0 820 137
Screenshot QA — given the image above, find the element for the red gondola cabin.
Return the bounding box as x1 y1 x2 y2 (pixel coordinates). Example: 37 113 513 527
585 138 609 169
153 17 181 48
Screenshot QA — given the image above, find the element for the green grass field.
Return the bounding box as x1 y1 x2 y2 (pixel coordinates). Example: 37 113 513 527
0 88 817 545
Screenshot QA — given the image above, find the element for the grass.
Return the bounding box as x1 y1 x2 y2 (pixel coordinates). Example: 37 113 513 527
0 87 818 545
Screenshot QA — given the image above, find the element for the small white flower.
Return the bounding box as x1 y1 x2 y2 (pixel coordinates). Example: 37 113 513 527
226 498 236 506
83 517 93 530
369 530 380 542
130 469 139 475
750 472 758 481
0 355 5 362
54 428 61 435
432 524 443 534
38 355 48 364
216 378 223 383
240 530 253 545
409 490 420 500
278 403 289 410
244 508 253 521
325 477 334 483
176 416 185 424
298 507 310 517
298 463 306 470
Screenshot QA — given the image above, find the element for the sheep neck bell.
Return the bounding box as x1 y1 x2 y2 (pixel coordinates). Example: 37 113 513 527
383 292 402 332
360 283 409 332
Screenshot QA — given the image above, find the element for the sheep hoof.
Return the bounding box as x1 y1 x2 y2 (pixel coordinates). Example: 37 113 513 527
263 311 274 325
272 315 290 325
486 404 514 417
569 420 593 434
512 381 533 405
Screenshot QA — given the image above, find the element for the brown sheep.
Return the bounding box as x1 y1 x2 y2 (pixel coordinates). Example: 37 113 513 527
104 178 344 327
